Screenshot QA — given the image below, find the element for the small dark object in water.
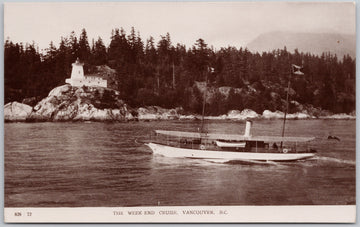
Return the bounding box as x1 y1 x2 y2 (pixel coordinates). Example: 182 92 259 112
328 135 340 141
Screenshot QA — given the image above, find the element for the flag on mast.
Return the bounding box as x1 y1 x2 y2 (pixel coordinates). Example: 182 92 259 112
292 64 304 75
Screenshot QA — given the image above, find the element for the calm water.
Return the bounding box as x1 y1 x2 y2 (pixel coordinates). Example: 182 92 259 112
5 119 356 207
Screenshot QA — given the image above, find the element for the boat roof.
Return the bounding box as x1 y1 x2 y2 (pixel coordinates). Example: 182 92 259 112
154 130 315 142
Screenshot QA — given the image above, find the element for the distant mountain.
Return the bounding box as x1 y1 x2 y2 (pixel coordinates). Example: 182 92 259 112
246 31 356 59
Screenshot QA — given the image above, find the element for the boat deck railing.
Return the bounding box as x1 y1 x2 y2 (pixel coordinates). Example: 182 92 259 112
150 133 313 154
154 140 314 153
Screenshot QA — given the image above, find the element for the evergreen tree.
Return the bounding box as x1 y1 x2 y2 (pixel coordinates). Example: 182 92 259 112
93 37 107 65
3 28 356 115
78 28 91 62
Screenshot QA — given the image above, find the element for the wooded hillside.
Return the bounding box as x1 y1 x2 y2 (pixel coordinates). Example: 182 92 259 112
4 28 356 115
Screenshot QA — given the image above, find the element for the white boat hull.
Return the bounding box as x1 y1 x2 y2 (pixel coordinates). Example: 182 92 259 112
146 143 315 162
215 140 246 148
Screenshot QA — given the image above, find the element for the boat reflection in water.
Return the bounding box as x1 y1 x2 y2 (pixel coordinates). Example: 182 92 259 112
146 120 316 162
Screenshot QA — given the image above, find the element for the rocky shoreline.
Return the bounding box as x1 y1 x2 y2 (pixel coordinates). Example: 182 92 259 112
4 85 356 122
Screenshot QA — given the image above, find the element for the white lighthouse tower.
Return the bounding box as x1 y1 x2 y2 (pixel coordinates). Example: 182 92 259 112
70 58 84 80
65 58 85 86
65 58 107 87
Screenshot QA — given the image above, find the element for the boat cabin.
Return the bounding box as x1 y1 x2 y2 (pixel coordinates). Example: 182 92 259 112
150 120 315 154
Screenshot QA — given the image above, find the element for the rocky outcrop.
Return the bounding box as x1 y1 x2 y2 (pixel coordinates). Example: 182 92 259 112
194 81 242 101
262 110 312 119
226 109 260 120
137 106 181 120
4 102 33 121
27 85 134 121
4 84 356 122
319 113 356 120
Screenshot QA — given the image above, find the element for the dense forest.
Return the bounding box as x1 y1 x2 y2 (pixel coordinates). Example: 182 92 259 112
4 28 356 115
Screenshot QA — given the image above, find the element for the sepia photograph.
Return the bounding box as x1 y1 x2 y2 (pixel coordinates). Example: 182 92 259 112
3 1 356 223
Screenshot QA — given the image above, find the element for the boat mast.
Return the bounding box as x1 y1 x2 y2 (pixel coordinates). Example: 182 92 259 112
280 73 291 148
281 63 303 148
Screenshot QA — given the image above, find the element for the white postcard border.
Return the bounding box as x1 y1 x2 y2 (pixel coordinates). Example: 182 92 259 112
2 1 359 225
4 205 356 223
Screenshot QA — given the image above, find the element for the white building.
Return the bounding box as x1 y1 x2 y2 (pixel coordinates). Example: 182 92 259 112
65 58 107 88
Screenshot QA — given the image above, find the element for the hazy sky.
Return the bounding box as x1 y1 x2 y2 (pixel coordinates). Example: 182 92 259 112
4 2 356 51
